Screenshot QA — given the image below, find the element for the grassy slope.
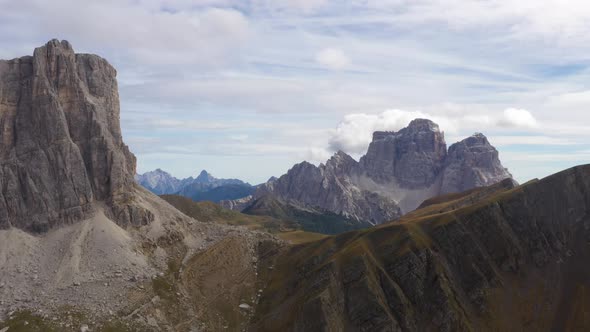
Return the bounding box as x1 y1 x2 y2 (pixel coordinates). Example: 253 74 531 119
251 165 590 331
160 194 326 243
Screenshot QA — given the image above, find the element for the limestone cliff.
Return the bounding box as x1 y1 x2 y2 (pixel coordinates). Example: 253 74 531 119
0 39 151 231
360 119 447 187
441 133 512 194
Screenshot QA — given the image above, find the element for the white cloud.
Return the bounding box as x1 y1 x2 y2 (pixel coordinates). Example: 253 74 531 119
304 147 333 163
328 109 443 153
0 2 251 67
547 90 590 107
488 135 578 146
352 0 590 45
4 0 590 184
253 0 328 14
315 48 351 70
327 107 544 155
498 108 539 128
229 134 249 142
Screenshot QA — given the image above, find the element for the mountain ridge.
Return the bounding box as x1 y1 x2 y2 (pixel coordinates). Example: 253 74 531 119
226 119 512 226
250 164 590 331
136 168 255 202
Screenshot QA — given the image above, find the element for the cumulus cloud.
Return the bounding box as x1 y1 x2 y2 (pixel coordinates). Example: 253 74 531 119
498 108 539 128
315 48 351 70
305 147 333 163
0 2 250 67
327 108 541 155
327 109 446 153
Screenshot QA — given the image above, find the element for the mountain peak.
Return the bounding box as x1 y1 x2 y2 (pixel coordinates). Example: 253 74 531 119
196 169 215 183
442 133 511 194
0 39 151 231
463 132 490 146
407 118 440 132
326 150 357 166
331 150 353 161
371 119 441 142
362 118 447 188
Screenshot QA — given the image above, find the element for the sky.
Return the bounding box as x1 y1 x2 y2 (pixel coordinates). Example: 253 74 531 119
2 0 590 184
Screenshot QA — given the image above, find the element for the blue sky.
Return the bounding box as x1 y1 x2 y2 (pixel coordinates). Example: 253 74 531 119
2 0 590 183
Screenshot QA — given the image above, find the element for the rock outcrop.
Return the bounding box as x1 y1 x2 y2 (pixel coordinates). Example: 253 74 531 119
253 152 403 224
0 39 151 231
231 119 512 226
0 40 285 331
441 133 512 194
251 164 590 331
360 119 447 187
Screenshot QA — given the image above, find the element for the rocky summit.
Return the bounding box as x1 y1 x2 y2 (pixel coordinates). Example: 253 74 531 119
0 39 151 232
228 118 513 225
360 119 447 188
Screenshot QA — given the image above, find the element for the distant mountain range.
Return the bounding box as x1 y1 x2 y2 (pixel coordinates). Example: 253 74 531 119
135 169 255 203
223 119 513 226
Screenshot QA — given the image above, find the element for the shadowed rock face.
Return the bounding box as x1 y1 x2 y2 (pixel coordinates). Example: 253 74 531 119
441 133 512 194
254 153 403 225
0 39 151 232
251 164 590 332
360 119 447 188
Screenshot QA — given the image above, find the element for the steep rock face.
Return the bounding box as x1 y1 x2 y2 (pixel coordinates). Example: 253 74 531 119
441 133 512 194
251 165 590 331
0 39 151 231
360 119 447 188
255 152 402 224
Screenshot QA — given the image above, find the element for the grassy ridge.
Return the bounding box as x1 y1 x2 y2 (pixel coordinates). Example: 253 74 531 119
160 195 327 244
251 166 590 331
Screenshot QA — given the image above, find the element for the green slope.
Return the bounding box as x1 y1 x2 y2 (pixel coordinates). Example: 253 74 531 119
250 165 590 332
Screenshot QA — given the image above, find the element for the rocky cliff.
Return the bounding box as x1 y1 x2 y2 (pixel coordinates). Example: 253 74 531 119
0 39 152 231
360 119 447 187
233 119 512 226
253 152 403 225
441 133 512 194
250 164 590 331
0 40 284 331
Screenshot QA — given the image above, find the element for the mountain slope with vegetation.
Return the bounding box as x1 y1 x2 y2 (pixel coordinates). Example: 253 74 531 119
250 164 590 331
160 195 326 244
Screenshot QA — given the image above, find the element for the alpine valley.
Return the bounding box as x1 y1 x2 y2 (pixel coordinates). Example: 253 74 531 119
1 40 590 332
